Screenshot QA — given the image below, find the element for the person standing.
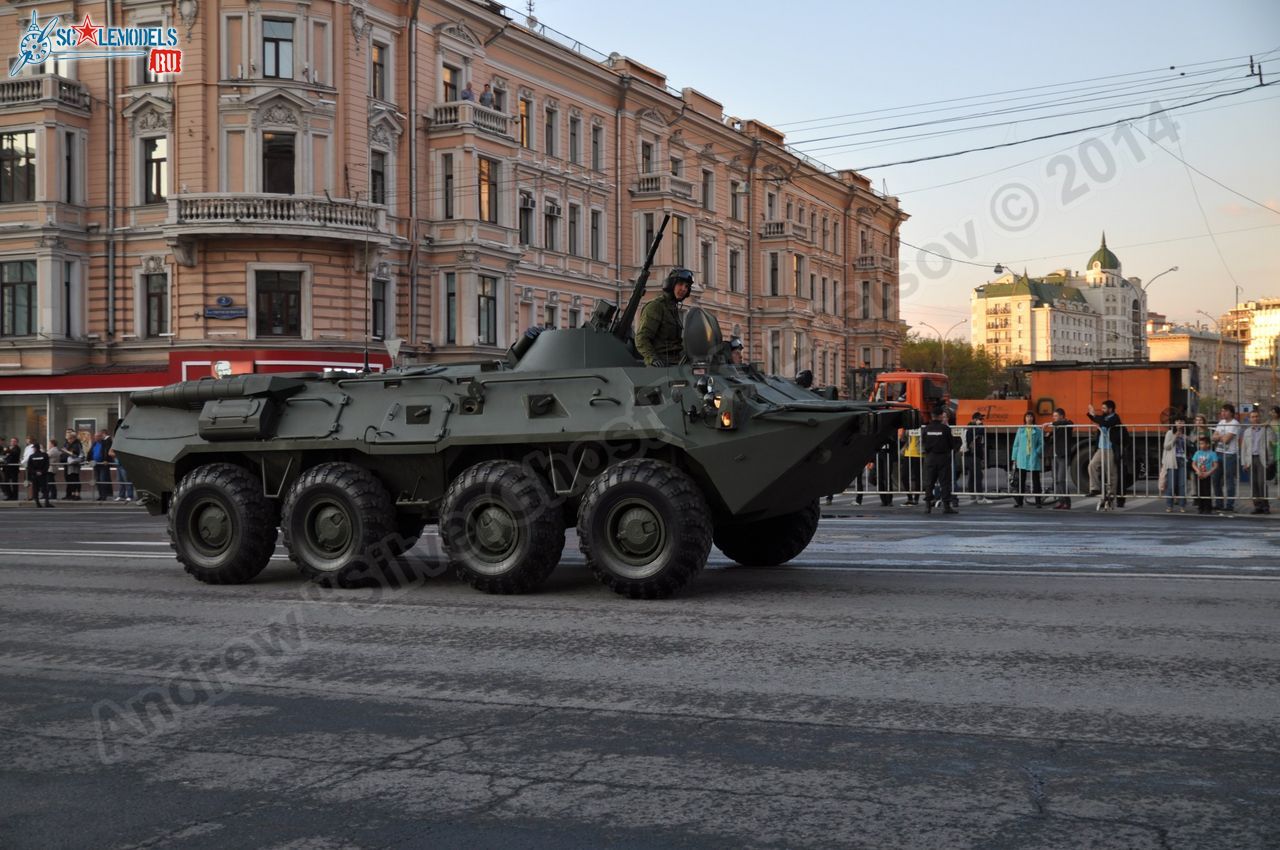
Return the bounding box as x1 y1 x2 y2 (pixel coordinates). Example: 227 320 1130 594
1011 412 1045 508
21 436 36 502
635 268 693 366
1211 404 1240 512
478 83 495 109
1241 409 1274 515
900 426 923 506
2 437 19 500
1191 436 1220 515
1160 417 1188 512
920 405 960 515
1087 400 1121 503
964 412 990 504
62 430 83 500
25 440 52 508
90 429 114 501
459 82 476 101
45 439 63 502
1044 408 1075 509
109 447 135 502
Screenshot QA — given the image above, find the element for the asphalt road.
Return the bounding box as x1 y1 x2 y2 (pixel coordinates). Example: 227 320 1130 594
1 502 1277 849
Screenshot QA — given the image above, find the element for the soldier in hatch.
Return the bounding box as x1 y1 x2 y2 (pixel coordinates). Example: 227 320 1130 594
635 268 694 366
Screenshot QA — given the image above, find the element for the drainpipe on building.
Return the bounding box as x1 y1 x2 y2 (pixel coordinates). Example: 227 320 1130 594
106 0 117 340
744 139 759 363
614 75 630 310
407 0 422 348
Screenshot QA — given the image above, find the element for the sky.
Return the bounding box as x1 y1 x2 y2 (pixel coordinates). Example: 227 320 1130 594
531 0 1280 340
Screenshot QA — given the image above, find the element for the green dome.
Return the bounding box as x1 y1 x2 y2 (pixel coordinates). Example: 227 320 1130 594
1088 232 1120 270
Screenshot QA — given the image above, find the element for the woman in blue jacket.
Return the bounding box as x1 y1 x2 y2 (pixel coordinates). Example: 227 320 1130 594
1011 411 1045 507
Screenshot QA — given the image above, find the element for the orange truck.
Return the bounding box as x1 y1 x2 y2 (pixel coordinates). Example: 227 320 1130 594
872 361 1201 492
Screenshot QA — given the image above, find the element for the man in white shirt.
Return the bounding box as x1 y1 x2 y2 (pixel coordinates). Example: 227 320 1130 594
1241 409 1275 515
1212 403 1241 512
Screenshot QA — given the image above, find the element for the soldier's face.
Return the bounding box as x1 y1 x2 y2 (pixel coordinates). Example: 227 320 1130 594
673 282 691 300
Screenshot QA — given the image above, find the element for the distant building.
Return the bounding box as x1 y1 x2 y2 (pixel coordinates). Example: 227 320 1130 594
970 234 1147 364
1148 324 1277 407
1221 299 1280 367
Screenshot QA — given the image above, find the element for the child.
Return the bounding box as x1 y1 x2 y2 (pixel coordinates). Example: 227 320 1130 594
1191 436 1220 515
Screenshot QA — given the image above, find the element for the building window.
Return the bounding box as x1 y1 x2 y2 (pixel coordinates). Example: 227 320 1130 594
701 169 714 211
701 241 713 288
640 141 654 174
672 216 686 267
729 249 741 293
861 281 871 320
769 252 779 296
143 137 167 204
590 209 602 260
477 275 498 345
136 23 163 83
262 19 294 79
833 222 839 254
442 154 454 219
443 64 460 101
544 303 558 329
568 307 580 327
832 280 839 315
369 151 386 205
670 156 682 177
144 273 169 337
821 277 828 312
568 203 580 256
543 199 560 251
568 116 581 164
518 192 534 244
793 332 803 374
371 42 387 100
643 213 655 256
255 270 302 337
0 131 36 204
478 157 498 224
793 255 803 296
861 347 872 368
63 131 75 204
730 181 742 220
591 125 603 170
518 98 531 148
445 272 457 344
770 330 781 375
882 282 891 320
766 192 776 219
544 106 558 156
1 260 36 337
371 278 387 339
821 216 829 251
262 132 295 194
809 273 816 301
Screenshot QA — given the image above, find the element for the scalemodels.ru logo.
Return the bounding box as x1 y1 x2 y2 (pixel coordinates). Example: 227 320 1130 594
9 10 183 77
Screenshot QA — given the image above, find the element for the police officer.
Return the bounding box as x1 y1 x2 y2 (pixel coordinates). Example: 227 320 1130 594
921 404 960 514
728 336 744 365
26 439 53 508
635 268 693 366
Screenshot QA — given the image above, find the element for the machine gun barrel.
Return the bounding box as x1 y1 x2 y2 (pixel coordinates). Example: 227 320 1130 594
612 213 671 340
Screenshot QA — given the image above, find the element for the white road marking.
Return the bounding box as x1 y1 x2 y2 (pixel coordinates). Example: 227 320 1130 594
772 565 1280 581
76 541 171 546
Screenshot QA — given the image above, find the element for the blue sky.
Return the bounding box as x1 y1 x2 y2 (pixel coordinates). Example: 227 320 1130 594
534 0 1280 338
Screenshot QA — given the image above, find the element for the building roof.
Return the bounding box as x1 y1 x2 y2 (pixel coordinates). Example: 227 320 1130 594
1087 232 1120 270
976 277 1089 307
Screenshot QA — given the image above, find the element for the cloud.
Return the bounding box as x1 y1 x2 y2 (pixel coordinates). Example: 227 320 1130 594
1219 199 1280 218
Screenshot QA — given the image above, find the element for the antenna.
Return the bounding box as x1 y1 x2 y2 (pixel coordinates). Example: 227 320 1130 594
525 0 537 26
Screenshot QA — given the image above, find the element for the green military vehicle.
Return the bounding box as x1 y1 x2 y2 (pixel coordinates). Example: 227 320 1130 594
114 219 915 598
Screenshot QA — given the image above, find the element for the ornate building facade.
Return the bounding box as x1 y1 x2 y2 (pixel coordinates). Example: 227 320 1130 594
0 0 905 438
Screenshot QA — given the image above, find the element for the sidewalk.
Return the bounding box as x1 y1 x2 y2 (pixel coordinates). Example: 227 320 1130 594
821 492 1279 518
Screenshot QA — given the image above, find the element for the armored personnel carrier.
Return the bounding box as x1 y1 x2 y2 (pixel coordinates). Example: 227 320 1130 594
114 221 915 598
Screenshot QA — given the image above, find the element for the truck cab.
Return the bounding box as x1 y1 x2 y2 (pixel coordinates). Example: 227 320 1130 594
871 371 950 420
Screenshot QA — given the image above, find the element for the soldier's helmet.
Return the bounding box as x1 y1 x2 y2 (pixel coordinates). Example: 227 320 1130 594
663 268 695 294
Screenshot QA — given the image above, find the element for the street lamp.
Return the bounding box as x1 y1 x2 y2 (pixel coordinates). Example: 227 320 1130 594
1141 266 1178 291
918 319 966 374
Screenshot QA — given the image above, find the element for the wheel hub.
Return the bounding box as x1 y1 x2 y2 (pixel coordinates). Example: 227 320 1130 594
472 504 517 557
613 505 661 558
195 504 229 548
311 504 352 554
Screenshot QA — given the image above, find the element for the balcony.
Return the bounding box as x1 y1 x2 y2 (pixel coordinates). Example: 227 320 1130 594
761 219 809 241
163 194 390 261
855 254 895 272
429 102 513 140
631 173 694 200
0 74 91 112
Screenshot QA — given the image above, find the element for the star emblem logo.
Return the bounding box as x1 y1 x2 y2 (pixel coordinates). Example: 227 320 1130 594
70 14 101 47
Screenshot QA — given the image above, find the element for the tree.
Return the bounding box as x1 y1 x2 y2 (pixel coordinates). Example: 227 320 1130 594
899 334 1001 398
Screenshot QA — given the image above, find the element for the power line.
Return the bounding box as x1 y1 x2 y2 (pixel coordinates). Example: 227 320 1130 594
1134 124 1280 216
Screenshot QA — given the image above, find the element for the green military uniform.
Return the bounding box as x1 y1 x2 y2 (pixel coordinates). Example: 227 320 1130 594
635 291 684 366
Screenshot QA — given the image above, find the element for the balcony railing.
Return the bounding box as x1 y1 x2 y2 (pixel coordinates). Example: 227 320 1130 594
761 219 809 240
430 102 513 139
0 74 91 110
164 194 389 249
631 173 694 200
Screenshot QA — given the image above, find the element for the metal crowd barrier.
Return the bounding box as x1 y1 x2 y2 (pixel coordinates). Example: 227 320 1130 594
843 423 1278 510
0 461 136 503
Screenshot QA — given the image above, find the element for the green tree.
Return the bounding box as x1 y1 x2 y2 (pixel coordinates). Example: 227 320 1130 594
899 334 1001 398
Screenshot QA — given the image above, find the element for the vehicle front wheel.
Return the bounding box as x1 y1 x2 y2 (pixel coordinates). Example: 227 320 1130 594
714 500 820 567
577 459 711 599
283 462 396 587
439 460 565 594
169 463 278 584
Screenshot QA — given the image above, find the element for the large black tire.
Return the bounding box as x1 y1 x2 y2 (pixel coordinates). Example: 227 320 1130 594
577 459 711 599
283 462 395 587
169 463 278 585
714 500 820 567
439 460 565 594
